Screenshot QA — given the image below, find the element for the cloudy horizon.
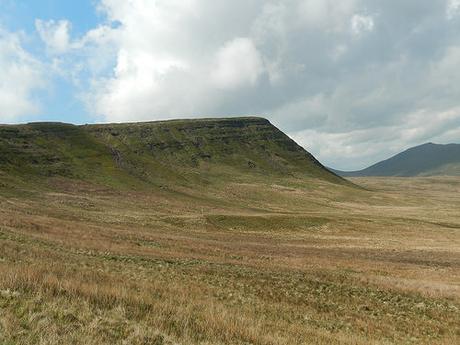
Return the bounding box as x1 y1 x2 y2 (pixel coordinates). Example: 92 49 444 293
1 0 460 170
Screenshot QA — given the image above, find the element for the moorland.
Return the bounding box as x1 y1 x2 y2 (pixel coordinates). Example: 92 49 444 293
0 118 459 344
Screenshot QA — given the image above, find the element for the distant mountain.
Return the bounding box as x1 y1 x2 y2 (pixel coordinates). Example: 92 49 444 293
332 143 460 177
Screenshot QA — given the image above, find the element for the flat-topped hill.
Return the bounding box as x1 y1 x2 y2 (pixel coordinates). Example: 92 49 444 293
0 117 343 188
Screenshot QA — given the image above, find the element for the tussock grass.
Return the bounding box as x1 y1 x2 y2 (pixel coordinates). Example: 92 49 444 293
1 119 459 343
1 175 460 344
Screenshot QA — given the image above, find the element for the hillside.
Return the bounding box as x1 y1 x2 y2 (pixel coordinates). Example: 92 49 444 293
0 117 343 190
333 143 460 177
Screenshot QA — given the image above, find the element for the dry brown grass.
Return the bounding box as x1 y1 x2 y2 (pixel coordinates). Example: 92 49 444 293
1 176 460 344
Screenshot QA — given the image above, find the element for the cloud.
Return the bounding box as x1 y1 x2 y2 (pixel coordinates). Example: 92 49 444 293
35 19 72 54
34 0 460 169
298 0 358 31
351 14 374 36
211 38 264 89
83 0 364 122
0 27 45 122
447 0 460 19
290 106 460 170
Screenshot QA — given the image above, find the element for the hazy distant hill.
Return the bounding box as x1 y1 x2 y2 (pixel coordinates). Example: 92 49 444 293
0 117 344 188
332 143 460 177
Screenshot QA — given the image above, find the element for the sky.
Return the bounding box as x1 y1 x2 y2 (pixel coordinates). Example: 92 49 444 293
1 0 460 170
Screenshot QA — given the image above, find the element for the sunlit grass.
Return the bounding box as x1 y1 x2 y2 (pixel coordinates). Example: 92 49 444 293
1 175 459 344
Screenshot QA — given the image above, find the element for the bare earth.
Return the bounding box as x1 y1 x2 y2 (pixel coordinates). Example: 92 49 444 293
0 176 459 344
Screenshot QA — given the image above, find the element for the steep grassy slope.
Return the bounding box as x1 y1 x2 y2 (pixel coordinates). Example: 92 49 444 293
0 117 342 189
333 143 460 177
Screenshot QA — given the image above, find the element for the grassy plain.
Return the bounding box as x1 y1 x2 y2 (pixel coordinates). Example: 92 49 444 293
0 175 459 345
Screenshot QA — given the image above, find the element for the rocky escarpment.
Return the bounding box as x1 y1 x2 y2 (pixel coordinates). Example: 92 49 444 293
84 117 333 176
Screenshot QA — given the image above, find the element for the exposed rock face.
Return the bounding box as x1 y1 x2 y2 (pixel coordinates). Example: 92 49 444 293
0 117 343 186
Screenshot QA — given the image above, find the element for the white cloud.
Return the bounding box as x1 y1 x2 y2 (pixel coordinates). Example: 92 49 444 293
83 0 274 122
351 14 375 36
211 38 264 89
447 0 460 19
35 19 72 53
35 19 116 55
0 28 45 122
82 0 363 122
298 0 358 31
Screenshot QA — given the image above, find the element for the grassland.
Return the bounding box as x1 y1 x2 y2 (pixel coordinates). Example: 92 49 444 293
1 174 459 345
0 118 459 344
